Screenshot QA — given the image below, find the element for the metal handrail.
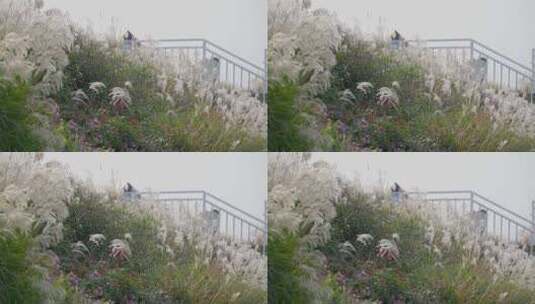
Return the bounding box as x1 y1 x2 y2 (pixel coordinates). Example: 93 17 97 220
407 39 532 73
138 190 267 254
136 38 266 97
407 190 535 251
202 197 265 231
473 40 532 72
205 47 265 79
204 40 264 71
408 190 533 224
139 190 266 228
205 192 265 224
472 49 532 79
473 192 533 226
405 38 535 100
408 190 535 227
149 39 266 71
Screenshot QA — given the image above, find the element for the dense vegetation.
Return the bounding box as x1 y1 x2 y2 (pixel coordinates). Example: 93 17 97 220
54 187 265 303
55 32 265 152
322 193 535 303
0 154 267 303
269 186 535 304
317 38 535 151
268 0 535 151
0 0 266 152
267 154 535 304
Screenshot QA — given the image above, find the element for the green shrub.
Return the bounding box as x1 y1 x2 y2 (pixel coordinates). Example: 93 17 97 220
366 115 411 151
56 31 161 151
327 36 425 106
268 76 311 151
268 229 310 304
368 267 410 302
0 230 42 304
56 187 164 272
59 32 158 104
98 116 145 151
314 36 433 152
325 192 431 271
0 76 42 151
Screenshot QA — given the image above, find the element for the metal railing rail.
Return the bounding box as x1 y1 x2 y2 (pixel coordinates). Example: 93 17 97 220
406 39 535 102
407 190 535 253
137 38 267 100
139 190 267 254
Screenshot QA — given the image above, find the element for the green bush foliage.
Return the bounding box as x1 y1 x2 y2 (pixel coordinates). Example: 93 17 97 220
268 229 311 304
268 76 311 151
0 76 42 151
0 231 41 304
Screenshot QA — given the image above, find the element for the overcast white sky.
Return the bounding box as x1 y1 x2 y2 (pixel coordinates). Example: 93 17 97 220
313 0 535 67
44 0 267 66
313 153 535 217
43 153 267 219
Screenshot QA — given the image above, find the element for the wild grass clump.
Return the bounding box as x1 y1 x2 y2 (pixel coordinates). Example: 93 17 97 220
410 105 535 151
146 109 266 152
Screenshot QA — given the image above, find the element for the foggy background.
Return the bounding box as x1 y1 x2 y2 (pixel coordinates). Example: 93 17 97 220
313 0 535 67
44 153 267 220
312 153 535 217
44 0 267 66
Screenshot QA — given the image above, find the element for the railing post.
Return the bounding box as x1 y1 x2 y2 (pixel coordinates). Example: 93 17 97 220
264 199 268 255
532 200 535 228
532 200 535 255
264 48 268 103
470 40 475 61
470 191 474 212
202 40 207 62
202 191 206 212
531 48 534 103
